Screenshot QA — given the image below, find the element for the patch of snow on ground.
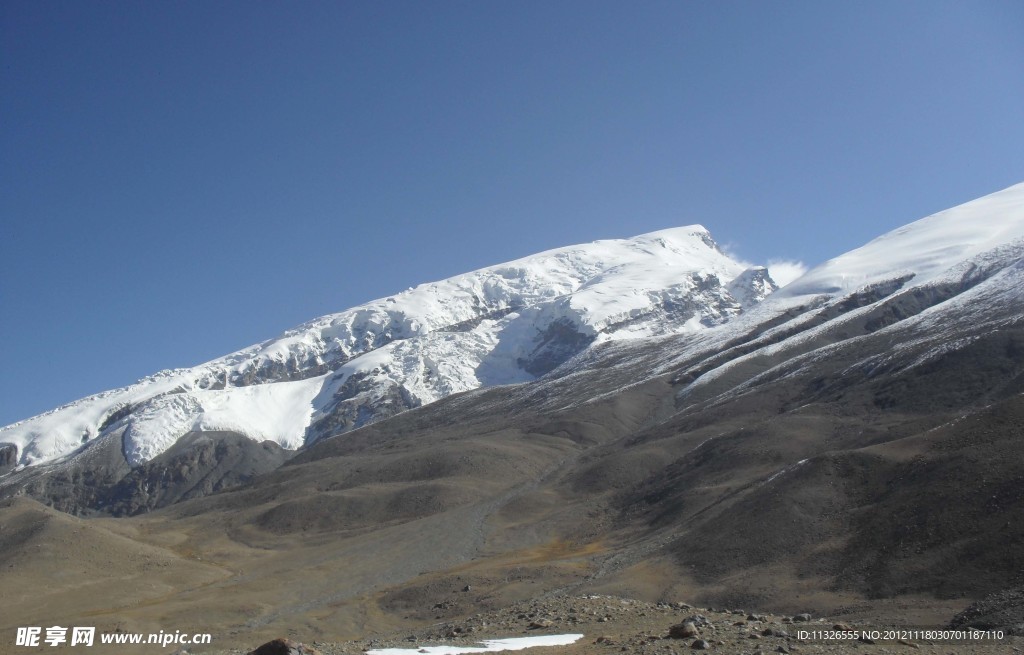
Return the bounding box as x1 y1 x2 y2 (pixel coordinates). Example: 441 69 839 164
365 634 584 655
763 458 810 486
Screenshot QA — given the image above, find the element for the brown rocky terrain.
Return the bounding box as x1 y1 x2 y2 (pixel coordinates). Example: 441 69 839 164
205 595 1021 655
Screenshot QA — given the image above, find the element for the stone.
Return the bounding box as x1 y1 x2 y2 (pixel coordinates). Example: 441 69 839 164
691 639 710 650
248 638 321 655
669 622 700 639
685 614 711 627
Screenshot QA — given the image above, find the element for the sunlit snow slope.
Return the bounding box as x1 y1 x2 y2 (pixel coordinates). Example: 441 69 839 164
1 226 773 469
780 182 1024 298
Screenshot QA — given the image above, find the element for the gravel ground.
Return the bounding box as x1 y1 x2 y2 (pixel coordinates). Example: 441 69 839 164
194 594 1022 655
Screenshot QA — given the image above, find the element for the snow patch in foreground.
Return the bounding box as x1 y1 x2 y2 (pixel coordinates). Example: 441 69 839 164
366 634 584 654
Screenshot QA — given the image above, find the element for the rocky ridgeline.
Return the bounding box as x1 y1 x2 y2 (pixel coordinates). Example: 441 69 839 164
191 594 1021 655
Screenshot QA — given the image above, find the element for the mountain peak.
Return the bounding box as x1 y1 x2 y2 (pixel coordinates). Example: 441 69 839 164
0 224 758 469
727 266 778 308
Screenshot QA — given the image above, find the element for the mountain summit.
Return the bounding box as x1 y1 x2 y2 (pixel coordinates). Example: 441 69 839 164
1 225 776 472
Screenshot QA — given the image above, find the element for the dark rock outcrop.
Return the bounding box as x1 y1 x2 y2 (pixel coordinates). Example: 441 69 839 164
0 443 17 476
950 587 1024 635
248 637 321 655
1 430 290 516
101 431 292 516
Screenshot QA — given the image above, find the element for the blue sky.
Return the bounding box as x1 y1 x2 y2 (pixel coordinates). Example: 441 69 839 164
2 1 1023 427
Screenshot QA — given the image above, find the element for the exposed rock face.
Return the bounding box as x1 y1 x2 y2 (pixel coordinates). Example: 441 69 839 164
727 266 779 308
0 443 17 475
7 431 289 516
100 431 292 516
306 371 422 445
14 430 132 515
517 318 595 377
230 357 334 388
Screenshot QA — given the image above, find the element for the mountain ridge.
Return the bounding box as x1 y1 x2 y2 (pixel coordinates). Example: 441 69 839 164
1 224 775 471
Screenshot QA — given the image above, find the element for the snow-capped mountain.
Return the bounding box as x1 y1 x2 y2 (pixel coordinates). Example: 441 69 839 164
4 184 1024 628
0 225 777 470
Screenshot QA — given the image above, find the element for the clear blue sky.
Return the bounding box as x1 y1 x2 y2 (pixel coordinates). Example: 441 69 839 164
2 1 1023 427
